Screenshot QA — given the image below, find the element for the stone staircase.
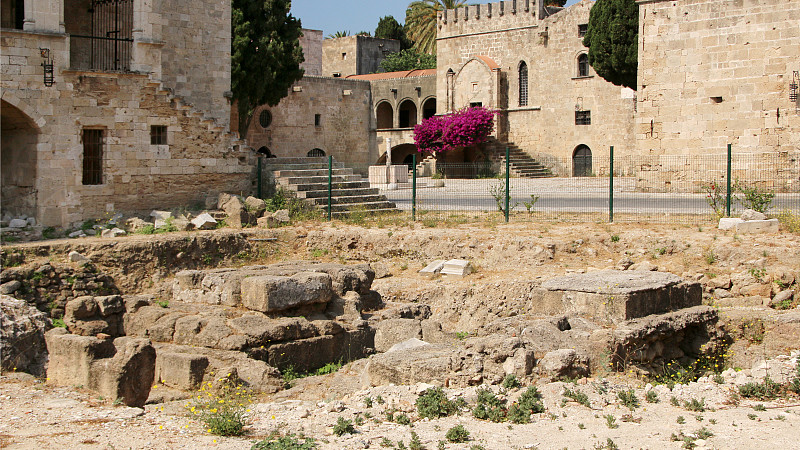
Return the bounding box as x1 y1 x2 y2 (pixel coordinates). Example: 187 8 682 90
264 157 398 216
485 138 554 178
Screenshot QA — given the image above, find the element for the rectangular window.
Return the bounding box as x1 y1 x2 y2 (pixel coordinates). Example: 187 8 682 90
150 125 167 145
82 129 104 185
575 110 591 125
315 114 321 126
578 24 588 37
470 102 483 108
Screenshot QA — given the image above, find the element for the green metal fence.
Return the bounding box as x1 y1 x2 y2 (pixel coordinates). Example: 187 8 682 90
263 147 800 225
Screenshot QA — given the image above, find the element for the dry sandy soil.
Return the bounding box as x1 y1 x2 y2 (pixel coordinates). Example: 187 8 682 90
2 220 800 449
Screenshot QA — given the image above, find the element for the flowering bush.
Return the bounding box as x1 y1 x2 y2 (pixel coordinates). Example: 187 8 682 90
413 106 497 153
187 376 254 436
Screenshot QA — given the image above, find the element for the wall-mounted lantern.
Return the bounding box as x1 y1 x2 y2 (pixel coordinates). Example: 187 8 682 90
40 48 54 87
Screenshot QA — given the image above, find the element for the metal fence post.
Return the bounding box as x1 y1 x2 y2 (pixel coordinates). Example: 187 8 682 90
327 156 333 221
609 146 614 223
412 154 417 221
257 155 263 199
726 144 732 217
504 146 510 223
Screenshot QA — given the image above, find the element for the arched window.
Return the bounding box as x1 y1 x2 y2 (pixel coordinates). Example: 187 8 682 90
259 109 272 128
307 148 325 157
518 61 528 107
422 98 437 119
376 102 393 129
398 100 418 128
578 54 590 77
256 146 273 157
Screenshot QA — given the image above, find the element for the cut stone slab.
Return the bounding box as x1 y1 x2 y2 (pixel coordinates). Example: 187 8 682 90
539 270 701 322
441 259 472 277
734 219 779 234
240 272 333 313
101 227 126 238
387 338 430 353
8 218 27 228
718 217 744 230
191 213 217 230
419 260 446 275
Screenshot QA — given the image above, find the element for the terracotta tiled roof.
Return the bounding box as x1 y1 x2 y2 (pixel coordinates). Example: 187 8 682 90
346 69 437 80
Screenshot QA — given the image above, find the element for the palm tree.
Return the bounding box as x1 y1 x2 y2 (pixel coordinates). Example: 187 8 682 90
405 0 466 55
326 30 351 39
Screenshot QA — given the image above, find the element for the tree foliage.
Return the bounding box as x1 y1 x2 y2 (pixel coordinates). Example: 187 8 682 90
379 49 436 72
405 0 466 55
374 15 411 49
232 0 304 135
546 0 568 6
413 106 497 153
582 0 638 90
326 30 350 38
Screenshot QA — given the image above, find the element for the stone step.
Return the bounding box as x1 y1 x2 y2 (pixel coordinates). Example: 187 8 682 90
328 200 397 212
310 194 387 205
298 187 382 199
265 163 345 171
288 180 372 192
281 174 362 185
272 168 354 178
331 207 400 217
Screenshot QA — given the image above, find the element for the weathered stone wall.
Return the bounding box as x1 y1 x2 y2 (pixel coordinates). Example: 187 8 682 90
1 30 253 227
245 76 377 167
299 28 323 76
636 0 800 156
436 0 637 167
322 35 400 77
158 0 231 126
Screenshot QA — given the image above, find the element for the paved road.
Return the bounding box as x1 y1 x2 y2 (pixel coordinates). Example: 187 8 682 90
377 178 800 215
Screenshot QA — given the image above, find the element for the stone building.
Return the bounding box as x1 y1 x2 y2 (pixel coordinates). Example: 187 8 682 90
436 0 636 176
322 34 400 78
1 0 254 227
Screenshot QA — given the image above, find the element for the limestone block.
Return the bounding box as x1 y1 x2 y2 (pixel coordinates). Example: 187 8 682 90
8 219 27 228
374 318 423 353
366 344 465 387
155 352 209 389
537 349 589 379
45 329 155 407
221 196 247 228
101 227 126 237
326 291 363 321
419 260 446 275
191 213 217 230
734 219 779 234
68 251 90 263
0 295 49 375
125 217 151 233
718 217 744 230
540 270 701 323
770 289 795 308
741 209 767 221
244 196 266 216
240 272 333 313
441 259 472 277
273 209 290 223
387 338 430 353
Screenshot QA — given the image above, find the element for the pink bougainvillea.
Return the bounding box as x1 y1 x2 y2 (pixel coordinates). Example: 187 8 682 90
413 106 497 153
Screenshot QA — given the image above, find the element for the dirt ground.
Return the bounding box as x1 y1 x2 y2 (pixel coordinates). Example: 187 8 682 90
2 220 800 449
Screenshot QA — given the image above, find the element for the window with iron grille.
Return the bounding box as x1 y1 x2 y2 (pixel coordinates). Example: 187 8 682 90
575 110 591 125
578 54 590 77
314 114 321 127
82 129 104 185
150 125 167 145
518 61 529 107
578 24 588 37
259 110 272 128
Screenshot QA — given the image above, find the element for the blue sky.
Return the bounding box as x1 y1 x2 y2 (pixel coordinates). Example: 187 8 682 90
291 0 582 37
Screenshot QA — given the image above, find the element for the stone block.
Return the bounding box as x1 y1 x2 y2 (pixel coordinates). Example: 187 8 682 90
419 260 446 275
539 270 701 323
191 213 217 230
240 272 333 313
155 351 209 389
718 217 743 230
441 259 472 277
734 219 779 234
374 318 422 352
1 295 49 375
741 209 767 221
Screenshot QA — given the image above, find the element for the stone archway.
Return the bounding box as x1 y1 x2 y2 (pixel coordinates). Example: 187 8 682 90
1 99 40 219
573 145 592 177
398 99 418 128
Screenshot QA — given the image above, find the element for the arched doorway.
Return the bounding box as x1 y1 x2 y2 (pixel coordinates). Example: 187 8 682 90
307 148 325 157
1 100 39 218
398 100 417 128
573 145 592 177
257 146 274 157
422 98 437 119
376 101 393 129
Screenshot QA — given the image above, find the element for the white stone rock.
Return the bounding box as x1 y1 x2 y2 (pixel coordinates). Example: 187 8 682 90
25 217 36 227
718 217 744 230
740 209 767 221
68 251 89 263
150 210 173 221
101 227 127 238
387 338 430 353
734 218 779 234
68 231 86 238
272 209 290 223
441 259 472 277
191 213 217 230
419 260 446 275
8 219 27 229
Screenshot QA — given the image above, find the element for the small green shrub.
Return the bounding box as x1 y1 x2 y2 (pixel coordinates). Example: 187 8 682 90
610 234 620 242
51 318 66 328
251 432 318 449
502 374 520 389
739 377 782 400
189 377 253 436
135 224 156 235
645 390 659 403
408 431 423 450
735 181 774 213
682 398 706 412
445 424 470 443
332 417 355 436
563 387 590 407
604 414 618 429
416 387 458 419
155 299 169 308
394 413 412 426
617 389 639 410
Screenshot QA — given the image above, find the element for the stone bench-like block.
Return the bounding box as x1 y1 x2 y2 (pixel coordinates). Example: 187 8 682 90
240 272 333 313
155 351 209 390
734 218 779 234
539 270 701 323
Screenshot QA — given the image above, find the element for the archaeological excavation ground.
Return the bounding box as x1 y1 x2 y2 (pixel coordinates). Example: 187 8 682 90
1 217 800 449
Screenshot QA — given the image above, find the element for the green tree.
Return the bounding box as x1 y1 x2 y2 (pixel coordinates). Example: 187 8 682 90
375 15 411 49
232 0 304 136
326 30 351 38
379 48 436 72
546 0 568 6
582 0 638 90
405 0 466 55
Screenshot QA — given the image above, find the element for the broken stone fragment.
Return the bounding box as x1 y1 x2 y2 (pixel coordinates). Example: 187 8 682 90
740 209 767 221
101 227 126 238
240 272 333 313
272 209 290 223
8 218 27 228
68 251 90 263
191 213 217 230
125 217 151 233
1 294 49 376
